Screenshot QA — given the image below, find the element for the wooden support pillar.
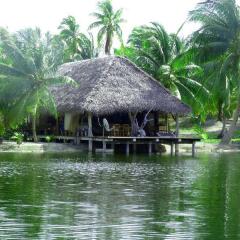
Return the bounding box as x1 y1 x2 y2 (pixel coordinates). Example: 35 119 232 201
87 112 93 152
192 141 196 157
88 139 93 152
133 138 137 154
133 144 137 154
126 142 130 155
87 112 93 137
103 140 106 152
175 114 179 156
148 143 152 155
171 142 174 156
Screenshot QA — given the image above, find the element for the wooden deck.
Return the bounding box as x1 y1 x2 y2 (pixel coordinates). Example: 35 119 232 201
79 136 201 156
36 135 201 156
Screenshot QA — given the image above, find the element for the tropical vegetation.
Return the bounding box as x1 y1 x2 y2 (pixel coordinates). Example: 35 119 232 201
0 0 240 145
89 0 124 54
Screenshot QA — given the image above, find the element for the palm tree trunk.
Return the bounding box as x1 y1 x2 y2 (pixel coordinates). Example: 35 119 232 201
105 33 111 55
217 101 223 121
32 114 38 143
218 114 227 138
221 96 240 144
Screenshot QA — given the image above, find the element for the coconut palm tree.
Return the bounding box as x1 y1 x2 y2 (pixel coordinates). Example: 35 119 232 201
89 0 124 55
0 28 74 142
189 0 240 144
58 16 98 61
116 22 208 116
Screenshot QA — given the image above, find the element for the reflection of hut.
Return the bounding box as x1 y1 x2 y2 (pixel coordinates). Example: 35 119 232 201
53 56 190 133
49 56 198 154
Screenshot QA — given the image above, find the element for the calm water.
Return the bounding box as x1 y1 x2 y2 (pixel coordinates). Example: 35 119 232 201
0 152 239 240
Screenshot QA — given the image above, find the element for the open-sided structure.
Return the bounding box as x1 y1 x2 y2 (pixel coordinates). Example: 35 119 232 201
48 56 199 155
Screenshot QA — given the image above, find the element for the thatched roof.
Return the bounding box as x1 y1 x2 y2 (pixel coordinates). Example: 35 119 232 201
52 56 191 116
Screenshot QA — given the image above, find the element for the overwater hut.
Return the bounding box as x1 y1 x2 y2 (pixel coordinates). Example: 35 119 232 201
48 56 198 154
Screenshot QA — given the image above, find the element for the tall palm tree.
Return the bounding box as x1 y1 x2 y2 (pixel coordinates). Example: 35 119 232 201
89 0 124 55
58 16 98 61
189 0 240 144
116 23 208 115
0 28 74 142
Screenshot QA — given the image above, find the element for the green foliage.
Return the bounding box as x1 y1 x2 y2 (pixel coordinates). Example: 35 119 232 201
11 132 24 145
89 0 124 54
193 125 209 140
58 16 98 62
0 112 4 136
115 23 209 116
0 28 75 141
189 0 240 143
45 135 54 143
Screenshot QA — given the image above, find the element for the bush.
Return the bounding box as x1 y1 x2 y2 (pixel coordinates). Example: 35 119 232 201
193 125 209 140
11 132 24 145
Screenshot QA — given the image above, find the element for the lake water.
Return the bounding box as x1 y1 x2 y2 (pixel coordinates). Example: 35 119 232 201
0 152 239 239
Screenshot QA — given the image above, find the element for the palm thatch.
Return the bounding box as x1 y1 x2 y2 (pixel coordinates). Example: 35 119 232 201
52 56 191 115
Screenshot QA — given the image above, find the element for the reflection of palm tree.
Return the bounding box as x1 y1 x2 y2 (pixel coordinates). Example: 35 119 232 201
0 154 46 238
89 0 124 55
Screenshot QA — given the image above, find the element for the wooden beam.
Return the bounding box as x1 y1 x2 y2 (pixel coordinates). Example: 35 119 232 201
103 140 106 152
171 142 174 156
148 143 152 155
88 139 93 152
126 142 130 155
133 144 137 154
87 112 93 137
175 114 179 156
192 141 196 157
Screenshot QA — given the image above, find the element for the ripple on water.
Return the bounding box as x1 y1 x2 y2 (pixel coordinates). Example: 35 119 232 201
0 153 239 239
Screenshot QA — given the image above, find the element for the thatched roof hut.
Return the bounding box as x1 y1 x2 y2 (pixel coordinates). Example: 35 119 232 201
53 56 191 116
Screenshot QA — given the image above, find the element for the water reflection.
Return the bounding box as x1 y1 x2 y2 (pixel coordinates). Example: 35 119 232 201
0 153 239 239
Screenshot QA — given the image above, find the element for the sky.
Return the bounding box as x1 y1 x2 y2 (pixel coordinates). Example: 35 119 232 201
0 0 238 41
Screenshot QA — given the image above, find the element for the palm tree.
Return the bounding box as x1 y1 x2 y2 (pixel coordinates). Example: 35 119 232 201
58 16 98 61
0 28 74 142
189 0 240 144
116 23 208 115
89 0 124 55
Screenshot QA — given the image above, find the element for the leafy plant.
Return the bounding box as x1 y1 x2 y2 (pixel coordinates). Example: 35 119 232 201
193 125 209 140
45 135 54 143
11 132 24 145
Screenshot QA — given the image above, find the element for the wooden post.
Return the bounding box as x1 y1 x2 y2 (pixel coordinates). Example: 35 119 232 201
192 141 196 157
88 139 93 152
148 143 152 155
87 112 93 137
171 142 174 156
132 144 136 154
103 140 106 152
175 114 179 156
126 142 130 155
88 112 93 152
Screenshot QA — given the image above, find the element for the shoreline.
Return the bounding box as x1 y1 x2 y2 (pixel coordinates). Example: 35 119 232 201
0 141 240 154
0 141 86 153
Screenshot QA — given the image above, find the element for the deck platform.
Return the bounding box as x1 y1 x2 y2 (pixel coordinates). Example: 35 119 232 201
36 135 200 156
79 136 201 157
